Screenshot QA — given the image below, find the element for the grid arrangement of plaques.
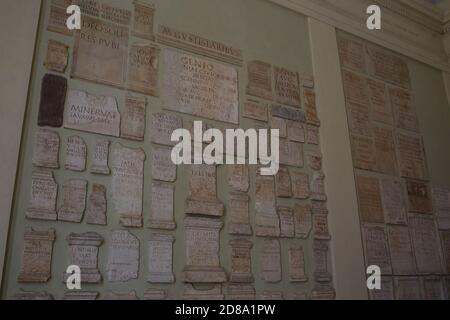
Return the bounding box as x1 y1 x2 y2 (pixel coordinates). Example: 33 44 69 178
7 0 334 300
337 32 450 300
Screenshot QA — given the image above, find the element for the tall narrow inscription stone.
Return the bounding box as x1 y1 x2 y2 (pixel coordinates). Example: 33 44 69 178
32 128 60 169
356 175 384 223
255 175 280 237
229 239 254 283
121 95 146 141
362 225 392 275
406 179 433 214
148 234 175 283
107 230 139 282
90 139 110 175
275 167 292 198
152 146 176 182
26 171 58 221
228 193 252 236
149 181 176 230
294 204 312 239
228 165 249 193
65 136 87 172
279 206 295 238
291 171 309 199
44 40 69 73
387 225 416 275
289 243 307 282
38 74 67 127
86 184 107 225
310 172 327 201
313 241 332 282
396 132 428 180
127 44 159 96
273 66 300 107
261 239 282 283
133 1 155 41
151 112 182 146
246 61 273 101
58 179 87 223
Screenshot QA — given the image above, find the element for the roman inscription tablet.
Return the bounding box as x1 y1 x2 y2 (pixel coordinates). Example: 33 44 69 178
229 239 254 283
26 171 58 221
74 0 100 16
387 225 416 275
307 152 322 171
149 181 176 230
396 132 428 180
44 40 69 73
18 227 56 283
270 104 305 123
356 175 384 223
313 213 331 240
86 184 107 225
373 125 398 175
228 193 252 236
294 204 312 239
63 291 99 300
106 230 139 282
367 78 393 125
103 291 139 300
337 36 366 73
72 16 128 88
273 66 300 107
127 44 159 96
101 4 131 26
152 146 176 182
151 112 182 146
310 172 327 201
32 128 60 169
47 5 72 36
433 188 450 230
247 61 273 101
347 101 371 137
111 143 145 227
342 70 369 105
90 139 110 175
395 277 422 300
121 95 146 141
133 1 155 41
289 243 307 282
279 140 303 167
183 284 224 300
227 285 256 300
406 179 433 214
163 49 239 124
306 125 319 145
275 167 292 198
38 74 67 127
143 289 166 300
313 241 331 282
261 239 282 283
287 120 305 143
362 225 392 275
350 134 376 171
279 206 295 238
270 116 287 138
255 175 280 237
260 291 283 300
291 171 309 199
227 164 249 193
58 179 87 223
304 89 320 126
13 290 54 300
243 99 268 122
65 90 121 137
65 136 87 172
390 88 419 132
380 178 407 225
148 234 175 283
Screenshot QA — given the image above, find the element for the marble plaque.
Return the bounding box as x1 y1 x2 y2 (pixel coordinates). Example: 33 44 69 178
306 125 319 145
243 99 268 122
63 291 99 300
65 135 87 172
356 175 384 223
246 61 273 100
12 290 53 300
101 3 131 25
397 132 428 180
121 95 146 141
337 36 366 73
423 277 445 300
270 116 287 138
433 188 450 230
86 184 107 225
289 243 307 282
279 206 295 238
294 204 312 239
261 239 282 283
227 164 249 193
133 1 155 41
111 144 145 227
310 172 327 201
395 277 422 300
148 234 175 283
18 227 55 283
38 74 67 127
409 216 443 274
149 181 176 230
143 289 167 300
279 140 303 167
255 175 280 237
374 125 398 175
227 284 256 300
183 217 227 283
342 70 369 105
228 193 252 236
259 291 283 300
312 201 329 215
183 284 224 300
64 232 103 283
441 230 450 273
287 120 305 143
90 139 110 175
369 277 395 300
347 101 371 137
366 44 411 89
185 165 224 217
72 16 128 88
26 170 58 221
65 90 121 137
350 134 376 171
313 241 332 282
32 128 60 169
151 111 182 146
73 0 100 16
380 178 407 225
367 78 393 125
275 166 292 198
270 104 305 122
304 89 320 126
44 40 69 73
406 179 433 214
390 88 419 132
163 49 239 124
58 179 87 223
127 44 159 96
103 291 139 300
273 66 300 107
307 152 322 171
311 285 336 300
229 239 254 283
362 225 392 275
106 230 139 282
313 213 331 240
152 146 176 182
47 5 72 36
291 171 309 199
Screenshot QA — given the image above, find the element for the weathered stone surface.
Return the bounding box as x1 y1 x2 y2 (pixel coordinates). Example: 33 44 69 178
279 140 303 167
306 125 319 145
58 179 87 223
227 284 256 300
260 239 281 283
433 188 450 230
381 178 407 225
101 3 131 25
38 74 67 127
63 291 99 300
350 133 376 171
270 104 305 122
12 290 53 300
304 88 320 126
121 95 146 141
293 204 312 239
275 167 292 198
374 125 398 175
387 225 416 275
310 172 327 201
228 193 252 236
32 128 60 169
143 289 167 300
246 61 273 101
127 44 159 96
44 40 69 73
390 87 419 132
289 243 307 282
313 213 331 240
255 175 280 237
313 241 332 282
65 135 87 172
148 234 175 283
342 70 369 105
396 132 428 180
106 230 139 282
423 277 446 300
406 179 433 214
103 291 139 300
337 36 366 73
243 99 268 122
279 206 295 238
229 239 254 283
227 165 249 193
369 277 394 300
133 1 155 40
367 78 393 125
310 285 336 300
151 111 182 146
356 175 384 223
26 170 58 221
270 116 287 138
307 151 322 171
152 146 176 182
291 171 309 199
148 181 176 230
259 291 283 300
86 184 107 225
394 277 422 300
273 66 300 107
362 225 392 275
90 139 110 175
183 284 224 300
287 120 305 143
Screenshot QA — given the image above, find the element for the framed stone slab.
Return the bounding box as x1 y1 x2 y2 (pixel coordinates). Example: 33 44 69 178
101 3 131 25
337 36 366 73
228 193 252 236
287 292 308 300
151 112 182 146
243 99 268 122
362 225 392 275
63 291 99 300
346 101 371 137
106 230 139 282
396 132 428 180
279 206 295 238
148 181 176 230
406 179 433 214
373 125 398 175
310 172 327 201
366 44 411 89
310 285 336 300
227 284 256 300
304 88 320 126
143 289 167 300
342 70 369 105
313 241 332 282
255 175 280 237
289 243 307 282
65 135 87 172
58 179 87 223
32 128 60 169
409 216 443 274
133 1 155 41
26 170 58 221
18 227 55 283
227 164 249 193
246 61 273 101
273 66 300 107
356 175 384 223
270 116 287 138
162 49 239 124
86 184 107 225
367 78 393 125
185 165 224 217
394 277 422 300
127 44 159 96
259 291 283 300
441 230 450 273
432 188 450 230
423 277 446 300
287 120 305 143
294 204 312 239
291 171 309 199
313 213 331 240
183 284 224 300
65 90 121 137
121 95 146 141
152 146 176 182
275 166 292 198
103 291 139 300
72 16 128 88
183 217 227 283
64 232 103 283
47 5 72 36
12 290 53 300
270 104 305 123
260 239 282 283
44 40 69 73
229 239 254 283
306 125 319 145
390 87 419 132
111 143 145 227
90 139 110 175
279 140 303 167
38 74 67 127
380 178 407 225
369 277 395 300
148 234 175 283
73 0 101 16
307 151 322 171
350 133 376 171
